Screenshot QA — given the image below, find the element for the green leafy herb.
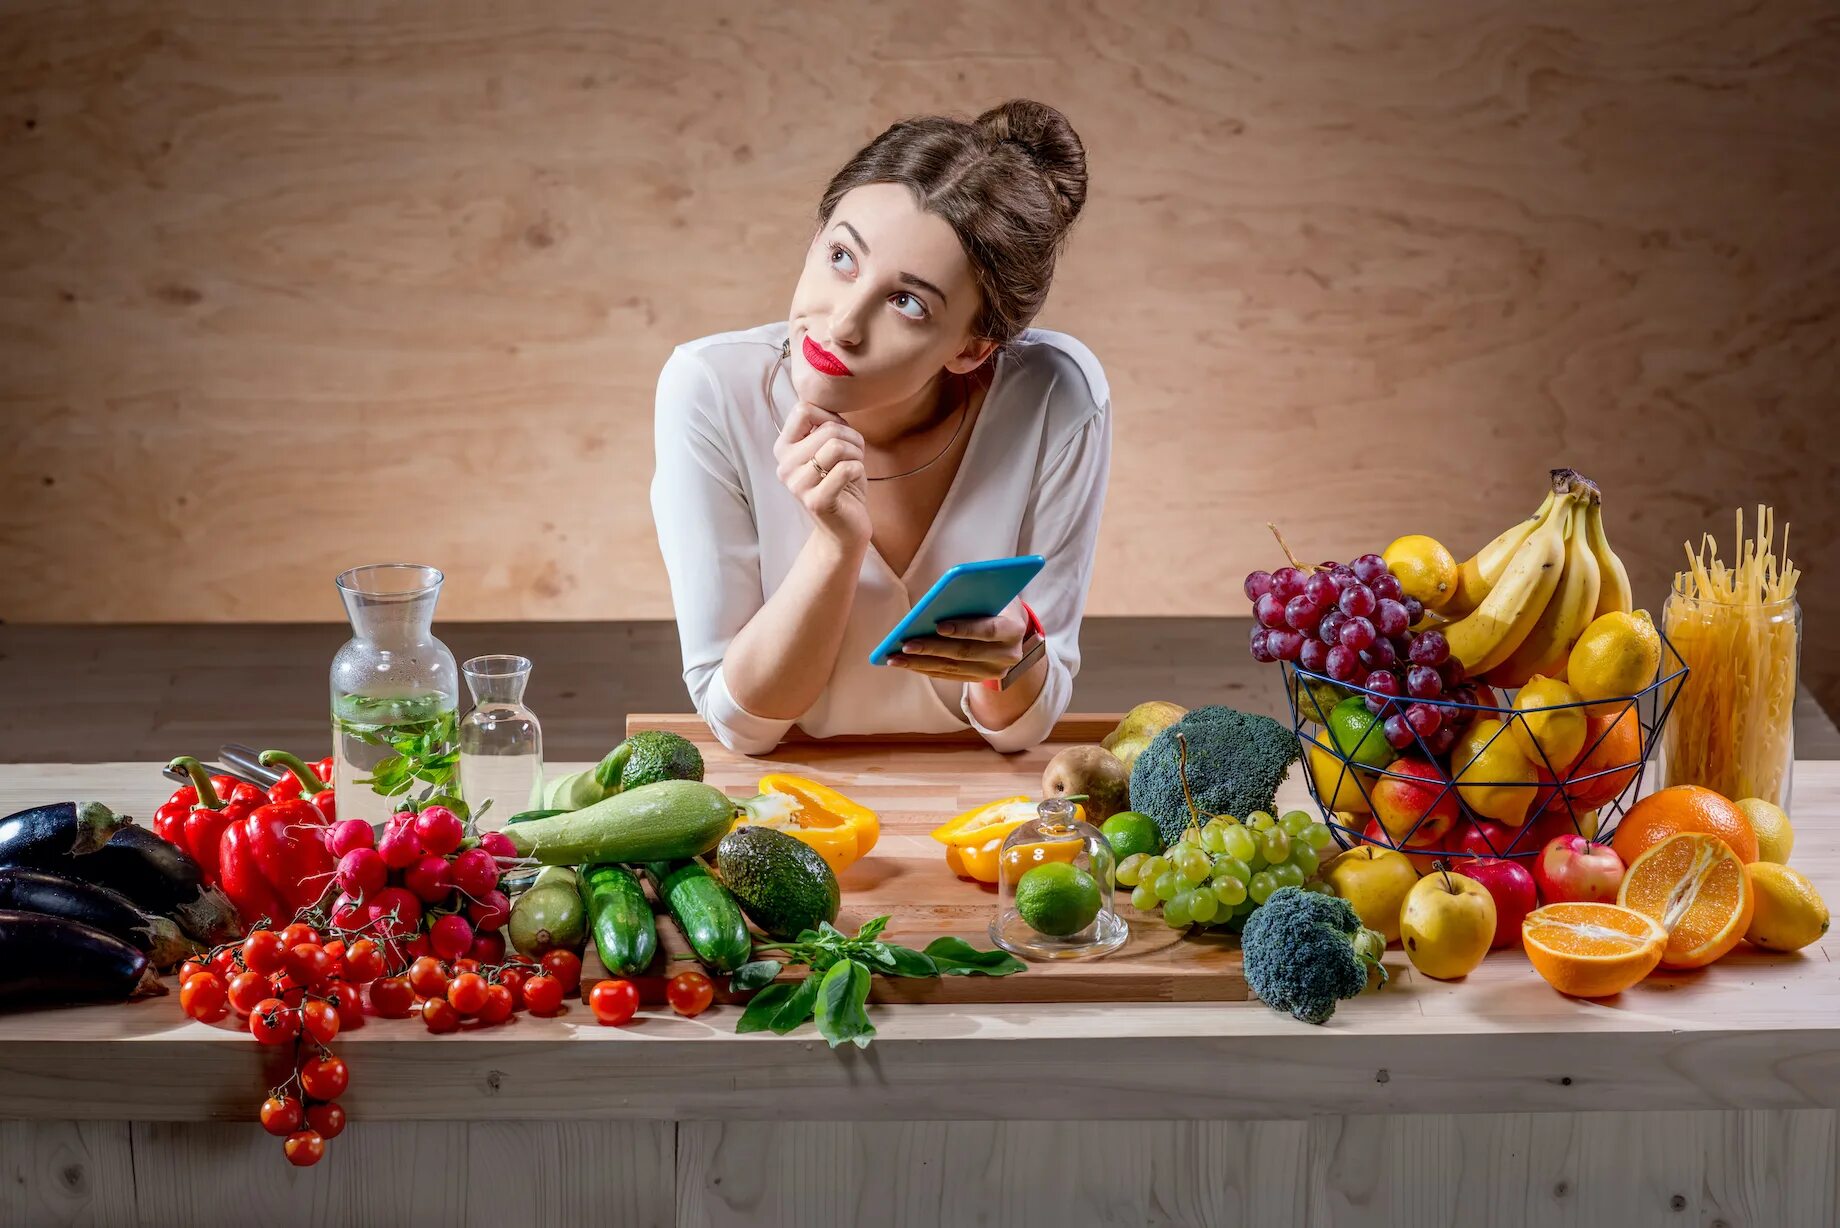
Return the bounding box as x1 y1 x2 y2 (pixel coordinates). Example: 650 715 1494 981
728 960 785 994
814 960 875 1049
922 936 1028 976
352 707 461 815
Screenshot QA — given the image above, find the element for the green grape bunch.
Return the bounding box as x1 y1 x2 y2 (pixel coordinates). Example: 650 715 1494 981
1116 809 1338 932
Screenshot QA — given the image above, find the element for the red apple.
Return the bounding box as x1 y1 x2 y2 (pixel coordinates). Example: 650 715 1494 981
1533 834 1625 904
1522 789 1599 852
1370 757 1460 847
1457 816 1539 858
1452 857 1538 948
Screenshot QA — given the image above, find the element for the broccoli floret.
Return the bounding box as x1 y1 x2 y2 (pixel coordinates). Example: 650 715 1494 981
597 729 704 793
1127 704 1300 846
1241 887 1387 1025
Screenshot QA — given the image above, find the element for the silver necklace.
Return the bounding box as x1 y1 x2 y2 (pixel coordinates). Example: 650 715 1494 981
775 339 972 482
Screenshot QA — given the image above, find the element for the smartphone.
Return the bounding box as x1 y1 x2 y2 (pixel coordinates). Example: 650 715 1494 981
868 555 1046 666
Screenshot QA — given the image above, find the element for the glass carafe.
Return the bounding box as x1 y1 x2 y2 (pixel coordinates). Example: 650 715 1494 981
330 564 460 828
990 798 1128 960
459 655 544 832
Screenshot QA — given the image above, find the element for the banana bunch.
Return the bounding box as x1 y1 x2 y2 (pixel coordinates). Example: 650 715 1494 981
1434 469 1634 686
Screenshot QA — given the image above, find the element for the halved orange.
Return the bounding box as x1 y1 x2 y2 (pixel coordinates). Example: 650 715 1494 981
1522 902 1667 997
1617 832 1753 968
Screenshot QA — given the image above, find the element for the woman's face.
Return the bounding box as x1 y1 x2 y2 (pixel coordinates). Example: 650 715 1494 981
786 183 993 413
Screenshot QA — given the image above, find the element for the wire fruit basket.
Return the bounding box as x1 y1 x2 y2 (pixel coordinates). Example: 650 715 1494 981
1283 632 1689 861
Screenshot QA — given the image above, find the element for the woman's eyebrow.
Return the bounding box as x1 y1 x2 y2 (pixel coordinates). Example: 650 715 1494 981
834 220 948 307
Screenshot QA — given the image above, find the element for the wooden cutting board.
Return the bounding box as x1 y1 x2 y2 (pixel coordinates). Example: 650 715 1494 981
576 713 1247 1004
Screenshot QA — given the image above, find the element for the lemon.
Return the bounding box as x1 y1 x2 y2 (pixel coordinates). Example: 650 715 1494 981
1452 718 1538 824
1510 675 1588 772
1383 535 1459 611
1567 610 1662 715
1015 862 1102 937
1308 733 1375 814
1736 798 1793 864
1743 862 1829 952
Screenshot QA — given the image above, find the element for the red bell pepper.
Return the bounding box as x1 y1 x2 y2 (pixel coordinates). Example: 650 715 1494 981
157 758 264 885
259 750 338 823
217 784 336 928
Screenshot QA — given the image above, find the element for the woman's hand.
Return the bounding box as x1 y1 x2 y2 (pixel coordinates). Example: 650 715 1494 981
775 400 871 551
889 599 1033 683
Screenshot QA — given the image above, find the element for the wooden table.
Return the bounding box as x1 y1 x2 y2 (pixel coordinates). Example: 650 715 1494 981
3 757 1836 1228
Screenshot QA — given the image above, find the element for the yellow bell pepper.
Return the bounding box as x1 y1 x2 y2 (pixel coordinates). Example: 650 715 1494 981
734 774 880 875
931 796 1084 884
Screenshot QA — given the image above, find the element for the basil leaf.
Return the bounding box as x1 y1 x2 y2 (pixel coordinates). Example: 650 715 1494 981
735 984 795 1034
728 960 784 994
768 973 824 1034
866 943 897 969
814 959 875 1049
923 937 1028 977
855 915 890 942
818 920 846 942
882 945 938 978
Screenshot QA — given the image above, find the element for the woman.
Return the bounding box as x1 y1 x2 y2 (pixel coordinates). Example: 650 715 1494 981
651 98 1110 756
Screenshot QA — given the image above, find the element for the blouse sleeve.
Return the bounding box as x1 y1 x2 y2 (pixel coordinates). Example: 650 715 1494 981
959 400 1113 752
650 348 796 755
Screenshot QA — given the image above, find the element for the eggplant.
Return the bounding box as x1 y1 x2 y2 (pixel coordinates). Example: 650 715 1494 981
0 868 198 970
0 909 165 1008
0 817 242 946
0 802 128 864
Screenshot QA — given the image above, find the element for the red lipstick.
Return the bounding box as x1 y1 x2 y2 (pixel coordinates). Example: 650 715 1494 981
802 334 852 377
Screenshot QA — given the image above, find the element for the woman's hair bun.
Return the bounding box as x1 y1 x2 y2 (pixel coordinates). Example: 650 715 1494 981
975 98 1087 226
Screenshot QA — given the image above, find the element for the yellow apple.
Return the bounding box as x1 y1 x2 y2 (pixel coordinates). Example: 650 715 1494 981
1400 869 1496 980
1323 845 1419 944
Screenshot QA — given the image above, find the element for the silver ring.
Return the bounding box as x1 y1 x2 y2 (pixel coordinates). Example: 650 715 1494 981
811 459 829 478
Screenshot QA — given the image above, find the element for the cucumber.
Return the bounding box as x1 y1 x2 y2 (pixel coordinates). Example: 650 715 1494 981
580 864 656 975
503 780 738 866
508 867 585 957
643 860 751 973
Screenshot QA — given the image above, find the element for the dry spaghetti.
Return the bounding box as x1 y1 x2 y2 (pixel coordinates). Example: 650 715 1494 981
1662 506 1801 807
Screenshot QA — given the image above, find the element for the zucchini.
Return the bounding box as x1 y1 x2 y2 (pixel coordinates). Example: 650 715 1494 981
504 780 738 866
580 864 656 975
643 860 751 973
508 867 585 957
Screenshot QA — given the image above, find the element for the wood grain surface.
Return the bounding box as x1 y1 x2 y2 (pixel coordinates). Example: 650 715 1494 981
1 2 1836 716
596 713 1249 1004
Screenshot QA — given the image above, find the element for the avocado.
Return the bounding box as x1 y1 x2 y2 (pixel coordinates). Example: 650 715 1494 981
714 826 840 939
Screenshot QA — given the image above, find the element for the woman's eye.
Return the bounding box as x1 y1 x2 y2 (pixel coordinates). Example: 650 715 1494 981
891 292 927 320
828 244 856 275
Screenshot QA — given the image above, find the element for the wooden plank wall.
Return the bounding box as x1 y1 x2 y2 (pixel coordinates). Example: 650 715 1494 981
1 1 1835 707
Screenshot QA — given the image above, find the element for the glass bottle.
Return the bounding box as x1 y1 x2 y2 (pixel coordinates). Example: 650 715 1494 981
459 655 544 832
330 564 461 828
990 798 1128 960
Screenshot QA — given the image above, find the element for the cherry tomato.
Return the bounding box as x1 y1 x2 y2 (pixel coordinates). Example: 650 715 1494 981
453 957 482 975
286 943 336 990
179 959 210 984
305 1101 346 1140
272 972 309 1007
666 970 715 1018
242 930 287 976
279 922 320 949
407 956 450 999
476 983 515 1025
589 979 639 1026
208 947 241 981
259 1094 302 1137
320 939 347 979
179 972 229 1023
446 971 488 1017
368 975 415 1019
300 999 341 1045
227 970 270 1016
249 999 298 1046
540 949 582 993
325 981 365 1031
342 938 384 984
521 974 564 1016
421 997 461 1034
300 1054 349 1100
283 1129 325 1167
497 966 531 1007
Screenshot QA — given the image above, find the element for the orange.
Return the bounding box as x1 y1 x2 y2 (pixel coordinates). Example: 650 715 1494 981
1522 902 1667 997
1617 832 1754 968
1561 708 1644 810
1610 785 1757 867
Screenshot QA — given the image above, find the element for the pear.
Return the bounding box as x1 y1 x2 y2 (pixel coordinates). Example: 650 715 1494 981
1042 745 1131 821
1100 701 1187 770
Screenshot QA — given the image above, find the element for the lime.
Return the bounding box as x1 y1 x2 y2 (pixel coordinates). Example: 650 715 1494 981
1100 811 1163 861
1015 862 1102 937
1328 696 1397 771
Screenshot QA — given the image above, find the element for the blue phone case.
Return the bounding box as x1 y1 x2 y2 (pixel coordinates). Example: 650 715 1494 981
869 555 1046 666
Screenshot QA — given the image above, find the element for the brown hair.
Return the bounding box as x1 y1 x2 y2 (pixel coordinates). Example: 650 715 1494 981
817 98 1087 346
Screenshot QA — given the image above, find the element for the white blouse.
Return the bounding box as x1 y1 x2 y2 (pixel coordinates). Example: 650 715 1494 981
649 320 1111 756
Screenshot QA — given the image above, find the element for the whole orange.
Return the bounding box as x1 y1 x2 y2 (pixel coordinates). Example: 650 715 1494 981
1610 784 1757 866
1562 708 1644 810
